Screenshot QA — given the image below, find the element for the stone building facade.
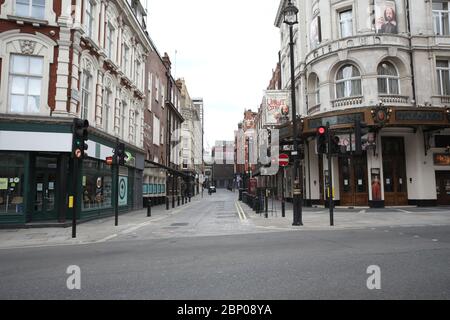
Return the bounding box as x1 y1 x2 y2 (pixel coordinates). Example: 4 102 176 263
272 0 450 207
0 0 180 226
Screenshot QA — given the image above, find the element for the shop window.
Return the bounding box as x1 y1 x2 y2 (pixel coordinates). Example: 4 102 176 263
82 159 112 211
0 153 25 215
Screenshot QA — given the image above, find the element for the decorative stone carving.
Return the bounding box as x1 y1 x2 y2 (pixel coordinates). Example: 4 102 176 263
20 40 36 54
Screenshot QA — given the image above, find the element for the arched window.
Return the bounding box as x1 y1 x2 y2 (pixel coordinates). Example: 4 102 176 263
336 64 361 98
307 73 320 107
378 62 399 94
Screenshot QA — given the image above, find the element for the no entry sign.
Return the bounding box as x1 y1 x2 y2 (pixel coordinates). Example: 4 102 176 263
279 153 289 167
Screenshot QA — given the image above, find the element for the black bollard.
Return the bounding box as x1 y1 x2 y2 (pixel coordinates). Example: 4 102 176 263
172 196 175 208
147 199 152 217
182 196 185 205
166 197 169 210
178 196 180 206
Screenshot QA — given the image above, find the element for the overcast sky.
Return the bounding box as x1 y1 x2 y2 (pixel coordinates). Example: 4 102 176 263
146 0 280 152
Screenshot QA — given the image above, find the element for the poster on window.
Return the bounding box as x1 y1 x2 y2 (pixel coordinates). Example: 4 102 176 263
118 176 128 206
371 169 382 201
264 90 291 126
375 0 398 34
310 16 321 49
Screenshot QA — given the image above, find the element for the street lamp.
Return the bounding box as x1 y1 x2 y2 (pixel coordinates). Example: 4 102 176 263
283 0 303 226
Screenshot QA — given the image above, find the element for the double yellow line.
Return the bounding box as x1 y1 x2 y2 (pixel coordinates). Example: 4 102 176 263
234 201 248 221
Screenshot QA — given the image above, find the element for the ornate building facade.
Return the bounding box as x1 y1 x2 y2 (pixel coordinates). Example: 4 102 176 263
274 0 450 207
0 0 150 226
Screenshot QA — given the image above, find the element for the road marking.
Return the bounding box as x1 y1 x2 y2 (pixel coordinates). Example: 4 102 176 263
432 239 439 242
234 201 247 221
414 235 420 238
96 234 118 243
359 210 366 214
396 209 413 214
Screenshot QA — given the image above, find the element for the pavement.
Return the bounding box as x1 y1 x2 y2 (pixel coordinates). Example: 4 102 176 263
238 196 450 230
0 199 199 250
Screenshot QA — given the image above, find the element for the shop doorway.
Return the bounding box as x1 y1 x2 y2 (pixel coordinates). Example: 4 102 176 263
382 137 408 206
338 153 369 206
32 156 58 221
436 171 450 205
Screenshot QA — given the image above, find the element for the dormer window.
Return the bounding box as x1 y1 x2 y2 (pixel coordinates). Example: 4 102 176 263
16 0 45 20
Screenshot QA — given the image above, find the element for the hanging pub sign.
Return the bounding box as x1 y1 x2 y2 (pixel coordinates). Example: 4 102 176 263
434 154 450 166
264 90 291 126
371 105 392 126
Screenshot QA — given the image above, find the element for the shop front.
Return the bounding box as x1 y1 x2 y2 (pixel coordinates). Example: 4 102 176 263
0 118 144 227
303 106 450 208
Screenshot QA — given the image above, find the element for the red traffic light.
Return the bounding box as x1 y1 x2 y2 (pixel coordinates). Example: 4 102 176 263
106 156 113 165
317 126 326 135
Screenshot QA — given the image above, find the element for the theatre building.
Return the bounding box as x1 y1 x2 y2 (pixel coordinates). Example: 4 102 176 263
0 0 148 226
275 0 450 207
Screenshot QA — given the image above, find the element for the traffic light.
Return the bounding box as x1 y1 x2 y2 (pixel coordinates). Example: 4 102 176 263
330 134 341 154
115 142 127 166
355 121 368 154
267 129 272 158
72 118 89 159
316 126 327 154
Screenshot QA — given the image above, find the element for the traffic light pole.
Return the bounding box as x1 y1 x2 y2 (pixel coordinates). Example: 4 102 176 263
72 157 78 238
326 122 334 226
115 137 119 226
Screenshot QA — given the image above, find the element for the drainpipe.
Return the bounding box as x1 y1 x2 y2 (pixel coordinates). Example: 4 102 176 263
406 0 417 106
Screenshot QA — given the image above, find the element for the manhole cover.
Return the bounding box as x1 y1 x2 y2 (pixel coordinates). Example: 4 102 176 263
170 223 189 227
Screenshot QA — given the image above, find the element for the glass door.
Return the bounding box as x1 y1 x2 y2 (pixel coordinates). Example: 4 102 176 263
33 156 58 221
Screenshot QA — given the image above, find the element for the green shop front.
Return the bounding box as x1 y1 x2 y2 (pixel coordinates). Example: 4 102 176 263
0 118 144 227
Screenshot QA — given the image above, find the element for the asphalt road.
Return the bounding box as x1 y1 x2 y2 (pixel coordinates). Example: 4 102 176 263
0 190 449 300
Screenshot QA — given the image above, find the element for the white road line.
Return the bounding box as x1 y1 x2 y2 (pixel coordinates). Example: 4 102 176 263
396 209 413 214
432 239 439 242
96 234 118 243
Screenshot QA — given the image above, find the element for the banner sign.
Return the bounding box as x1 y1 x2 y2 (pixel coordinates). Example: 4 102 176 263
264 90 291 126
375 0 398 34
118 176 128 206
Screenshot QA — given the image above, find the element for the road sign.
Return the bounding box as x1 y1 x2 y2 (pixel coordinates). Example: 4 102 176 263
279 153 289 167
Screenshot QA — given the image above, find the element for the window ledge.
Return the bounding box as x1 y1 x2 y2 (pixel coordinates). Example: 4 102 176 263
7 15 49 26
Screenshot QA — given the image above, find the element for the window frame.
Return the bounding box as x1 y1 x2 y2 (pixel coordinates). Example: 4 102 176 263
437 59 450 96
8 53 44 114
339 9 353 38
377 62 400 95
335 64 362 99
15 0 45 20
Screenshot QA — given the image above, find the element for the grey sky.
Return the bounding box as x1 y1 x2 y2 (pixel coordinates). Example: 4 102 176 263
146 0 280 151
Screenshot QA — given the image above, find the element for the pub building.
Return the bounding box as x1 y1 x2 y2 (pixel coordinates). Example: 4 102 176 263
271 0 450 207
302 107 450 207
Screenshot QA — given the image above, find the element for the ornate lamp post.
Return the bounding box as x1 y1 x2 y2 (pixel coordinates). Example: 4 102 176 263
283 0 303 226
